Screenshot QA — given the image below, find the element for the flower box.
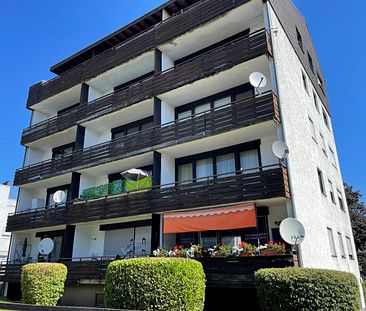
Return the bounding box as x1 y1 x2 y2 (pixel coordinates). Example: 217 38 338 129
260 249 279 256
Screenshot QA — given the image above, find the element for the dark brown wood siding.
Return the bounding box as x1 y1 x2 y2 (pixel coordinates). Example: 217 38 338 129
26 0 250 108
22 30 270 145
0 255 293 288
16 91 278 185
9 165 289 232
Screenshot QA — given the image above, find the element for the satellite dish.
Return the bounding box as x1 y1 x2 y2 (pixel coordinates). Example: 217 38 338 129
249 72 267 89
53 190 66 204
272 141 289 160
38 238 54 255
279 218 305 245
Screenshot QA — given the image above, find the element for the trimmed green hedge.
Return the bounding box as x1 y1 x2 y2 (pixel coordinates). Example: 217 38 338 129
21 263 67 306
255 268 361 311
105 257 205 311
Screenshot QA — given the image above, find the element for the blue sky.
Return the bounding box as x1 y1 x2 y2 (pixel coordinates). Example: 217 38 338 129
0 0 365 199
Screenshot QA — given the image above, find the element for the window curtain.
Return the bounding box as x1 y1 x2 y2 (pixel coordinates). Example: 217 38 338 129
214 96 231 110
216 153 235 177
178 163 193 184
240 149 259 173
196 158 213 181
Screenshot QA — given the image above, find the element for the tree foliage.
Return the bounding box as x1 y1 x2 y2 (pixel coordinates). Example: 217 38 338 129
345 182 366 278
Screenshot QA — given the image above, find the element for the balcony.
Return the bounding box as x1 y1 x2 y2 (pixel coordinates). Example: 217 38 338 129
8 164 289 232
0 254 293 288
27 0 249 108
16 91 279 185
22 29 271 145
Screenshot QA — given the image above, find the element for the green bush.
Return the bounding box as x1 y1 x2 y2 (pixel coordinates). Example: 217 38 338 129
21 263 67 306
105 257 205 311
255 268 361 311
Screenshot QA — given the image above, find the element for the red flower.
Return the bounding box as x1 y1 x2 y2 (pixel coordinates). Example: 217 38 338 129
178 245 183 249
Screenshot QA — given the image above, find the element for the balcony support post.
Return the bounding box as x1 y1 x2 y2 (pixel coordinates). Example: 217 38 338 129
62 225 76 260
151 214 161 251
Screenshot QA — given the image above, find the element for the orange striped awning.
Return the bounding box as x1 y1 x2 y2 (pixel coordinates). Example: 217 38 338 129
163 203 256 234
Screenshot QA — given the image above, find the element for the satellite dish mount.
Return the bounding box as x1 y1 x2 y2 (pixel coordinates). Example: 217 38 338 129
38 238 54 257
53 190 66 205
279 217 305 267
272 140 289 165
249 72 267 95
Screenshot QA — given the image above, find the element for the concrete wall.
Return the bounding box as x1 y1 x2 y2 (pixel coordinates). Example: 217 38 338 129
266 2 363 298
61 284 104 307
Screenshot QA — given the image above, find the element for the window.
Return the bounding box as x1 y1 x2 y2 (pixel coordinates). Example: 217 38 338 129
309 117 316 141
196 158 213 181
216 153 236 178
308 52 314 72
175 84 253 121
177 110 192 121
240 149 259 173
302 71 308 93
176 142 260 184
337 190 345 211
319 133 327 155
111 117 154 139
329 147 337 168
337 232 346 258
52 143 75 159
317 168 326 196
322 108 330 129
296 27 303 51
327 227 337 257
178 163 193 184
194 102 211 116
328 180 335 204
46 185 70 207
313 91 320 112
345 236 354 259
213 96 231 110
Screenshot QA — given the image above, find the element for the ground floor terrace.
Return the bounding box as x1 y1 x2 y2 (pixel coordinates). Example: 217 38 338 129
1 196 294 307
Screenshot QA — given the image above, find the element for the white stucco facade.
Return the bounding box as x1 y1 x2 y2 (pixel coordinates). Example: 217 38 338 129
266 2 364 304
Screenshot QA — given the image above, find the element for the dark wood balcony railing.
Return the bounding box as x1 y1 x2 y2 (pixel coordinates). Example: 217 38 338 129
27 0 249 108
16 91 279 185
0 254 293 288
22 28 271 145
9 164 290 232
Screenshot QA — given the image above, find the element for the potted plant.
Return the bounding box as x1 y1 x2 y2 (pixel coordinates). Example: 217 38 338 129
260 241 286 256
172 245 187 257
187 244 203 259
238 242 257 256
213 242 231 258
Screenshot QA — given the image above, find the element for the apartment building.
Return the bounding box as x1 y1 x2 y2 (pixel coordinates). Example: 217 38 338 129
1 0 363 307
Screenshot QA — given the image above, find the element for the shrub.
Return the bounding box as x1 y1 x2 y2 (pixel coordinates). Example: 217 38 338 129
105 257 205 311
21 263 67 306
255 268 361 311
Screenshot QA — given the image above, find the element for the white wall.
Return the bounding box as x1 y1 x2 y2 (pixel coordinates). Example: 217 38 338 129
24 147 52 166
88 86 110 102
160 100 175 125
17 187 46 211
79 173 109 198
266 3 363 299
31 110 53 126
162 52 174 72
160 153 175 186
9 231 40 262
83 127 110 148
72 224 105 258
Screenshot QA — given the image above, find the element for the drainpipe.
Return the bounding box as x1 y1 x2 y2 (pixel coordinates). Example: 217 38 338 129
263 1 303 267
